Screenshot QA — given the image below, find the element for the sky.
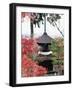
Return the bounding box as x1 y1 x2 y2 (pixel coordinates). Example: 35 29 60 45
21 14 64 39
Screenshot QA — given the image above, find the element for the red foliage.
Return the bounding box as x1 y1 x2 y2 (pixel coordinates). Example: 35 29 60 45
21 38 48 77
22 55 48 77
22 38 38 55
21 12 36 21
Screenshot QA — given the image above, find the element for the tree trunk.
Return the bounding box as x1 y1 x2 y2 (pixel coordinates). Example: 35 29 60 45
30 21 33 38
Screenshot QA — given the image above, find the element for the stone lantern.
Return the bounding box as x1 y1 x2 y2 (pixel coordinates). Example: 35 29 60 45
36 13 54 73
37 32 53 72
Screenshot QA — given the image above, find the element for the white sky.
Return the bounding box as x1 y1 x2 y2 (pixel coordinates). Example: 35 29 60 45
21 15 64 39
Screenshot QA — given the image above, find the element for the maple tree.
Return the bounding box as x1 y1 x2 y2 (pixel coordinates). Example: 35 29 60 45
22 54 48 77
21 38 48 77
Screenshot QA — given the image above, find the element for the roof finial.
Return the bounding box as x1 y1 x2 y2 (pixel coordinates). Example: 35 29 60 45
44 13 46 33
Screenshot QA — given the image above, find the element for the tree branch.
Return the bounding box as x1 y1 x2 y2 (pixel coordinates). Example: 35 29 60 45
54 22 64 37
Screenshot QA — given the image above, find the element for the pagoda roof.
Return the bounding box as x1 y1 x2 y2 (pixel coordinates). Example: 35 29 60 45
37 32 52 44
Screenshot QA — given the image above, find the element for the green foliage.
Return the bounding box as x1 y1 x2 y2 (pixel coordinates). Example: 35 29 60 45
52 59 64 65
50 38 64 65
30 13 64 38
33 13 62 28
47 14 64 37
32 13 48 28
47 14 61 24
